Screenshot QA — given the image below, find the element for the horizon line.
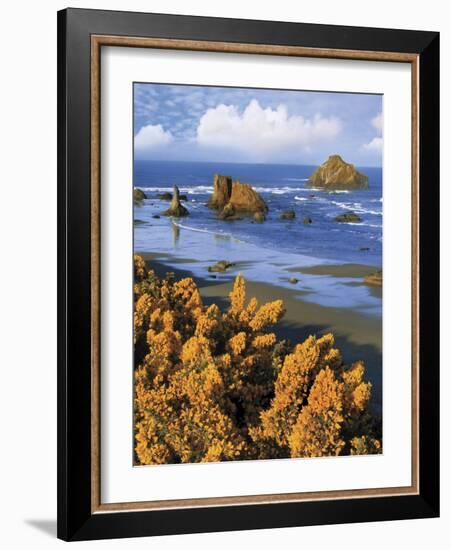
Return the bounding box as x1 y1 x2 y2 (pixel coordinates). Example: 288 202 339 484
133 158 383 169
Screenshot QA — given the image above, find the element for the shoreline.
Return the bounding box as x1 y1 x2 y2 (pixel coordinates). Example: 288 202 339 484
142 253 382 413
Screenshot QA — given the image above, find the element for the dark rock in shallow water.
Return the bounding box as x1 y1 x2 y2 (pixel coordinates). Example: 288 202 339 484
254 211 266 222
163 185 189 217
133 188 146 204
364 270 382 287
152 214 160 219
308 155 368 190
303 216 313 224
334 211 362 223
288 277 299 284
179 194 188 201
157 192 173 200
359 246 370 251
280 209 296 220
208 260 236 273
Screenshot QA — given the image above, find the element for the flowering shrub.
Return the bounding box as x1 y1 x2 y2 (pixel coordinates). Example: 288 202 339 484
134 254 381 465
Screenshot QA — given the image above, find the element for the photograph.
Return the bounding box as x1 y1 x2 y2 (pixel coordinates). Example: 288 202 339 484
132 83 383 465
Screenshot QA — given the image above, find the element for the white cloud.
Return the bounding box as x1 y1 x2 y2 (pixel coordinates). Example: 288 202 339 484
371 112 383 134
363 137 383 152
134 124 173 151
195 99 341 160
362 112 383 154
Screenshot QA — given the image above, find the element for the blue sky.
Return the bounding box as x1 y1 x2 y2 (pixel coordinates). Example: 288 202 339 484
134 83 383 167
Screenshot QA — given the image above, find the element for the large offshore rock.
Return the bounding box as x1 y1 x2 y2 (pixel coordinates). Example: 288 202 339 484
308 155 368 190
208 174 267 218
228 180 268 214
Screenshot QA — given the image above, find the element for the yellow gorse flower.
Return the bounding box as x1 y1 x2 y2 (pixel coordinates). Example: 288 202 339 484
133 255 381 465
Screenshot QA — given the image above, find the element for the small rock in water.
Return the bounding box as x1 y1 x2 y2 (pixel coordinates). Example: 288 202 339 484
133 188 146 205
152 214 160 219
303 217 313 224
280 209 296 220
364 270 382 287
359 246 370 251
334 211 362 223
208 260 236 273
288 277 299 284
253 211 266 222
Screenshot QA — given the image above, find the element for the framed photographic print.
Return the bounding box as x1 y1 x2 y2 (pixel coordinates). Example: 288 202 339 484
57 8 440 541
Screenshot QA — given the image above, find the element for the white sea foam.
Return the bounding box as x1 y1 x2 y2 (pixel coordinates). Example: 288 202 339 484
354 208 382 216
330 200 352 209
328 200 382 216
141 184 316 195
140 185 214 195
253 186 305 194
294 196 308 201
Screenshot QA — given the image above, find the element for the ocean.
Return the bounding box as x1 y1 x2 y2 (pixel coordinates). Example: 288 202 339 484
133 160 382 316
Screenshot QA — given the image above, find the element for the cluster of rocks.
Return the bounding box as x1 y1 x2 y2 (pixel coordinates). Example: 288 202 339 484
143 155 371 228
208 175 268 220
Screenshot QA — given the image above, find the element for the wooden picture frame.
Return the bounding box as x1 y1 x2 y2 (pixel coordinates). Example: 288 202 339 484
57 8 439 541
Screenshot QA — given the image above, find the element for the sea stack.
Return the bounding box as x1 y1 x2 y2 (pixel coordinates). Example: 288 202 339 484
208 174 268 219
208 175 233 210
308 155 368 190
163 185 189 217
